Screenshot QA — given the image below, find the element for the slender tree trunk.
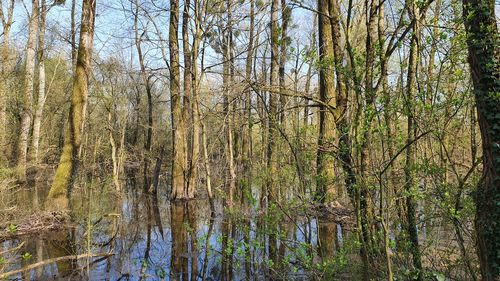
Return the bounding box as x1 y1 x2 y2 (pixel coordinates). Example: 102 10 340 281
192 0 205 200
278 0 290 126
222 0 236 204
241 0 255 198
183 0 198 197
377 3 393 280
49 0 96 206
71 0 77 67
17 0 39 180
133 0 154 192
31 0 47 164
0 0 14 164
462 0 500 279
404 2 423 279
303 15 315 128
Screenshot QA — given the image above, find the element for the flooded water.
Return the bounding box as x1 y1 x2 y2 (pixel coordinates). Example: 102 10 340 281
0 176 349 280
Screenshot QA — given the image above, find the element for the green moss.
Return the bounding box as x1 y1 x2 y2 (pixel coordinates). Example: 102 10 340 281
48 142 73 199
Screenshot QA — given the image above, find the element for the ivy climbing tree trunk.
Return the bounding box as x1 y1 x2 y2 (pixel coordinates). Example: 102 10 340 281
404 1 423 279
49 0 96 206
462 0 500 279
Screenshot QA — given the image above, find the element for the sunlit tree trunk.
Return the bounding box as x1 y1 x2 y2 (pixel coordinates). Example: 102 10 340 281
169 0 188 199
71 0 77 67
193 0 209 202
222 0 236 204
183 0 198 197
17 0 39 180
30 0 47 164
462 0 500 279
49 0 96 206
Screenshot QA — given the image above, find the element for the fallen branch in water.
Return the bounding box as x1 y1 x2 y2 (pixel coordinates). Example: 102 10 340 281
0 252 113 279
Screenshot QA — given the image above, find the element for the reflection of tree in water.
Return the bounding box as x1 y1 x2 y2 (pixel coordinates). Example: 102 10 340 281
170 201 198 281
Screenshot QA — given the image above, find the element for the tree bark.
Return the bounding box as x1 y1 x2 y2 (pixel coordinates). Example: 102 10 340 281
404 2 423 279
17 0 39 180
0 0 14 164
169 0 188 199
316 0 337 202
462 0 500 279
30 0 47 164
49 0 96 204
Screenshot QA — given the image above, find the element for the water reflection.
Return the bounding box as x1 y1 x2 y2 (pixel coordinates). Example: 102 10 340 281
0 179 350 280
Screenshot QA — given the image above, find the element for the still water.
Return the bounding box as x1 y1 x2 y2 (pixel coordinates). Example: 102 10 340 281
0 177 347 280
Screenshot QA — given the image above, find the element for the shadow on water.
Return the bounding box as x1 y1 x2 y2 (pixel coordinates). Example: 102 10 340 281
0 176 350 280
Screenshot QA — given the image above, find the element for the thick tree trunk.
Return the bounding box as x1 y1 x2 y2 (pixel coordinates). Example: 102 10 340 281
462 0 500 279
316 0 337 202
49 0 96 205
169 0 188 199
17 0 39 180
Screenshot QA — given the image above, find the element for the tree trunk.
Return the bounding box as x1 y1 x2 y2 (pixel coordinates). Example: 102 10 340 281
316 0 337 202
241 0 255 198
0 0 15 164
192 0 205 201
404 2 423 279
183 0 198 197
462 0 500 279
49 0 96 206
278 0 290 126
30 0 47 164
17 0 39 180
169 0 188 199
223 0 237 204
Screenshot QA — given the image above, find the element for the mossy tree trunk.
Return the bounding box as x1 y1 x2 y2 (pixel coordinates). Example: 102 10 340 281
49 0 96 204
462 0 500 279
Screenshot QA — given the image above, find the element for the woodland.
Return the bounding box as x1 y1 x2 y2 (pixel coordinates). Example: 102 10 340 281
0 0 498 280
